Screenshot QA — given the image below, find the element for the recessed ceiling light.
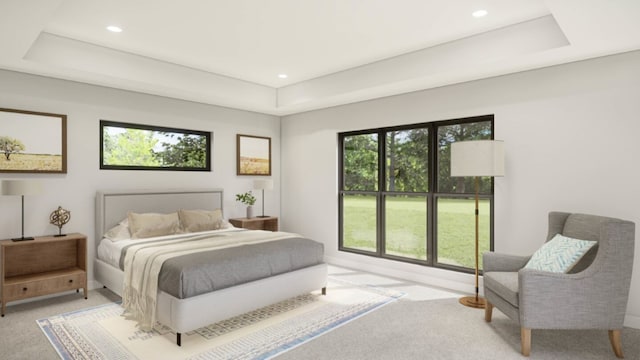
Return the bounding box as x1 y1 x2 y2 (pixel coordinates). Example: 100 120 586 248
472 9 488 18
278 74 288 79
106 25 123 33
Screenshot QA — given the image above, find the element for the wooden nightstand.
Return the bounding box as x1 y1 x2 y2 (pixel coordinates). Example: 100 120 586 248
229 216 278 231
1 233 87 317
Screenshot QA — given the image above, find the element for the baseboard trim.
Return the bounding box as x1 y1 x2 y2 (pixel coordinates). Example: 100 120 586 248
325 255 475 295
88 279 102 290
3 289 84 308
624 314 640 329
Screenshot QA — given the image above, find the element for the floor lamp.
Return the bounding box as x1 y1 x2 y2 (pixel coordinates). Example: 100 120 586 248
1 179 44 241
253 179 273 218
450 140 504 309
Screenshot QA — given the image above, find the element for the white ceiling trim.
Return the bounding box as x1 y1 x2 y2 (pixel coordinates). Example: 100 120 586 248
277 15 568 111
24 32 277 113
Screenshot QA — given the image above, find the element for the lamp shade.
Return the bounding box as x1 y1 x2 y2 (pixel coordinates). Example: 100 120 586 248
450 140 505 177
253 179 273 191
1 180 43 196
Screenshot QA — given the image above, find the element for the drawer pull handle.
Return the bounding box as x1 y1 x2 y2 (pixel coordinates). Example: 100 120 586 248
68 279 73 283
22 287 27 291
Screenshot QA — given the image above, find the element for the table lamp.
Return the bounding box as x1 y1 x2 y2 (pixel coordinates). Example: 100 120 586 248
253 179 273 218
1 179 43 241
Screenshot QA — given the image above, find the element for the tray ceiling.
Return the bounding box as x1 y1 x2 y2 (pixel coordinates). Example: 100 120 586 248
1 0 639 115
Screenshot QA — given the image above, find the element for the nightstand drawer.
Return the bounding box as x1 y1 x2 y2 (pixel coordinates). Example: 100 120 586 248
242 221 266 230
229 217 278 231
3 272 85 302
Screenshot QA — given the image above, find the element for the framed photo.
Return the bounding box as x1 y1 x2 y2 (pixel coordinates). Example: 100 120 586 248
100 120 211 171
237 134 271 176
0 108 67 173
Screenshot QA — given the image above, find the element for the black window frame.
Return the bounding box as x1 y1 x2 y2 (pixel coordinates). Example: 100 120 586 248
100 120 212 172
338 114 495 274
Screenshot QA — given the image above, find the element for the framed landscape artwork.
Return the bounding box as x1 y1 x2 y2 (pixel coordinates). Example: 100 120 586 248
237 134 271 176
0 108 67 173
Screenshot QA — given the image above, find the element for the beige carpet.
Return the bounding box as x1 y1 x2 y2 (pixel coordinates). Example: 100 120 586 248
275 297 640 360
2 266 639 360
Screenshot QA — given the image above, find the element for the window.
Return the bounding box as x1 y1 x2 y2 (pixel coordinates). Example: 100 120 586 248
338 115 494 273
342 133 378 252
100 120 211 171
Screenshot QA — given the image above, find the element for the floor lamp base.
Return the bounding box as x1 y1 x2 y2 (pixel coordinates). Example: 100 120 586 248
459 295 486 309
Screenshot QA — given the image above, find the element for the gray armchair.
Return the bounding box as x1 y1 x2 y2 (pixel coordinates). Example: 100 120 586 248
483 212 635 358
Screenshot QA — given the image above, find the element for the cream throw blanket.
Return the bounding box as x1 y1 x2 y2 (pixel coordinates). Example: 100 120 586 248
122 230 298 331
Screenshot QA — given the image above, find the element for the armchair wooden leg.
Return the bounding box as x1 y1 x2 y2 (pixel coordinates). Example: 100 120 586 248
521 327 531 357
485 301 493 322
608 329 624 358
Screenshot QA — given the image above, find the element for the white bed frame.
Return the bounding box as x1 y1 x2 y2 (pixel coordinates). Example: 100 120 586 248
94 188 327 346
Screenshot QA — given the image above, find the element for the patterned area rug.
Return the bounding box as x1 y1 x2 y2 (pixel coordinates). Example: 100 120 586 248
37 277 404 360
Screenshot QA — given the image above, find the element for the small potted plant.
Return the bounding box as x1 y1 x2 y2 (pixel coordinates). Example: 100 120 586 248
235 191 257 218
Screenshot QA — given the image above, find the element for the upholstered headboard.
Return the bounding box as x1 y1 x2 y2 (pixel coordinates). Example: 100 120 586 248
95 188 224 247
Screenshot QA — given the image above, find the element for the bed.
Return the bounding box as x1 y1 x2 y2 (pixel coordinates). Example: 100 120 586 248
94 188 327 346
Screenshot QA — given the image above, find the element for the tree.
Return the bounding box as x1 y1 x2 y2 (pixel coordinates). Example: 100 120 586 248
386 129 429 192
342 120 491 194
103 129 161 166
437 122 492 194
0 136 25 160
343 134 378 191
153 134 207 168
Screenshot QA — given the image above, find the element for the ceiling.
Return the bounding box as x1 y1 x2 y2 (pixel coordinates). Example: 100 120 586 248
1 0 639 115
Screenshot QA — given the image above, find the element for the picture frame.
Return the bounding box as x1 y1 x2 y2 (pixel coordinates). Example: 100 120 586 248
100 120 212 171
237 134 271 176
0 108 67 173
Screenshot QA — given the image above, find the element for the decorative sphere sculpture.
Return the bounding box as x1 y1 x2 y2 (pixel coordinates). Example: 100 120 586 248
50 206 71 237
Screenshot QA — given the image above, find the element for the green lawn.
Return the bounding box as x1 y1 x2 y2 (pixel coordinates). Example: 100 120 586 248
343 196 490 269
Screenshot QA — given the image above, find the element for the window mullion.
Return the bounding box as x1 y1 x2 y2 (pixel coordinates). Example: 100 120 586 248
427 123 436 266
378 130 386 256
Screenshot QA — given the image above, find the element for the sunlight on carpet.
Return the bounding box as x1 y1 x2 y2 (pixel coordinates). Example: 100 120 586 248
37 277 404 360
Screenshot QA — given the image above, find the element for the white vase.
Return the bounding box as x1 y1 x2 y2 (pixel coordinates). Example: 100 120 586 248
246 205 254 219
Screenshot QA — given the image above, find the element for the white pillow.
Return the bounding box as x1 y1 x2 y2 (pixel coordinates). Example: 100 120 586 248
127 212 180 239
524 234 597 273
179 209 224 232
103 223 131 242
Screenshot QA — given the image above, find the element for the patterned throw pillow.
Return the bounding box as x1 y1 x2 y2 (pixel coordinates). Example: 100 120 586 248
524 234 597 273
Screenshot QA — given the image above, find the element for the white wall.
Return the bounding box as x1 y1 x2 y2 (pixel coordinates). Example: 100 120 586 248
281 50 640 328
3 49 639 328
0 69 280 285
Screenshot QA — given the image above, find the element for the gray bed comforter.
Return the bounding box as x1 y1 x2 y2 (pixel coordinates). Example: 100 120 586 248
121 234 324 299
